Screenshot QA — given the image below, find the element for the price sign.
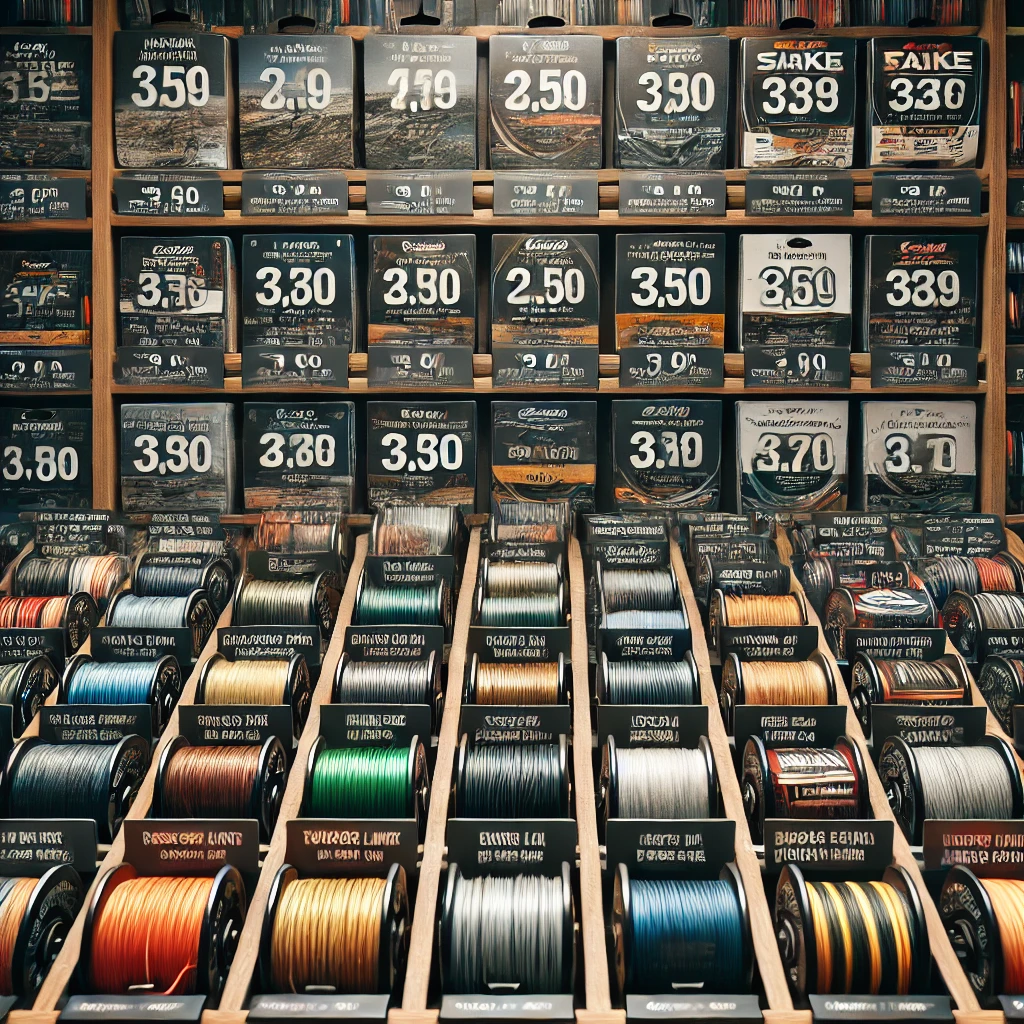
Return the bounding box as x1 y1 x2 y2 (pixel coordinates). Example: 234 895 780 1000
866 235 978 350
120 402 234 514
737 400 849 513
114 173 223 217
617 171 727 216
238 34 355 169
868 37 983 167
0 175 87 221
116 346 224 389
618 346 725 388
744 344 850 388
366 401 476 513
119 236 231 351
0 407 90 510
241 171 349 215
0 347 89 392
243 403 356 512
492 171 598 217
113 30 230 169
862 401 977 513
740 38 856 168
0 35 91 169
872 171 982 216
614 36 728 170
488 35 603 170
612 400 722 512
491 344 599 389
745 171 853 216
363 35 476 171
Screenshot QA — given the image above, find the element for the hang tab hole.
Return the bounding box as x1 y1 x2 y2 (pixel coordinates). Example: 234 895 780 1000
401 4 443 25
779 16 816 28
277 15 318 29
651 11 694 25
786 237 813 249
527 14 567 26
23 409 57 422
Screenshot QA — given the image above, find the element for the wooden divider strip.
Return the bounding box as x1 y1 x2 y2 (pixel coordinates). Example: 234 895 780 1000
567 535 611 1015
397 527 482 1015
669 542 797 1016
773 531 981 1013
217 534 368 1011
31 592 238 1011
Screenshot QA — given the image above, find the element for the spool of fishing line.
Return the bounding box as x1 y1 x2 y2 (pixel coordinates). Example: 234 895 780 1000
303 739 428 825
334 656 438 708
199 654 311 738
0 595 96 652
62 656 182 737
355 579 447 630
234 574 339 637
156 737 287 840
774 865 927 1002
920 555 1024 607
0 656 58 735
260 864 409 995
133 554 233 614
439 863 574 995
455 737 569 818
254 518 338 555
600 569 678 614
721 656 835 733
372 505 457 556
15 554 129 607
107 591 214 659
940 867 1024 1007
851 655 969 736
878 737 1024 845
478 595 563 628
0 865 83 999
494 523 564 544
976 657 1024 736
603 609 689 630
82 863 245 998
465 657 565 705
611 864 751 998
601 737 715 823
484 560 561 599
711 592 807 630
4 737 150 842
598 653 699 705
741 737 867 844
943 591 1024 661
696 556 790 610
824 588 937 660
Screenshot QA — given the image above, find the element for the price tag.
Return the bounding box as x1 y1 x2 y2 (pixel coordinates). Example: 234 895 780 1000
0 35 91 169
872 172 982 216
617 171 727 216
861 401 977 513
0 175 86 221
237 35 355 169
120 402 234 514
745 172 853 216
740 38 856 169
0 250 90 338
612 400 722 512
488 35 603 170
113 31 230 169
241 233 355 357
365 171 473 216
618 346 724 388
491 233 599 381
242 402 356 511
1008 346 1024 386
868 37 983 169
0 407 91 511
363 35 476 171
871 346 978 388
367 234 475 388
113 173 223 216
366 401 476 513
865 235 978 349
736 400 849 513
116 347 224 389
243 345 349 388
241 171 349 216
614 36 728 170
0 347 89 391
744 343 851 388
492 343 598 390
492 172 598 216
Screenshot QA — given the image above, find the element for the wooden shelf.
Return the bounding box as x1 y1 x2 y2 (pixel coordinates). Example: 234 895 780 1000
4 218 92 232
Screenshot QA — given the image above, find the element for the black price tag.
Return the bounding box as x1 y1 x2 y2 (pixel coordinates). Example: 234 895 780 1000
1001 999 1024 1021
445 817 577 876
492 344 598 390
872 172 982 217
493 172 599 217
178 704 294 746
744 344 851 388
116 347 224 389
367 344 474 389
0 819 97 876
39 705 153 746
809 997 951 1022
441 997 573 1022
618 172 727 216
90 627 193 665
870 706 985 748
745 172 853 217
460 704 571 745
618 347 724 389
220 626 321 666
249 996 389 1023
0 175 87 221
626 996 761 1023
871 346 978 388
322 704 432 747
365 171 473 216
0 628 65 670
733 705 847 751
114 173 224 217
1007 346 1024 386
241 172 349 216
123 819 260 875
0 407 91 512
606 819 735 877
61 996 206 1023
597 705 708 749
0 347 89 392
720 628 820 662
763 819 894 873
285 818 420 879
243 345 349 388
844 628 947 662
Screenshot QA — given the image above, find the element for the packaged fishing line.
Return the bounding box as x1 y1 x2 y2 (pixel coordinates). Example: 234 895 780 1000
0 407 91 510
0 250 91 336
861 401 977 513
